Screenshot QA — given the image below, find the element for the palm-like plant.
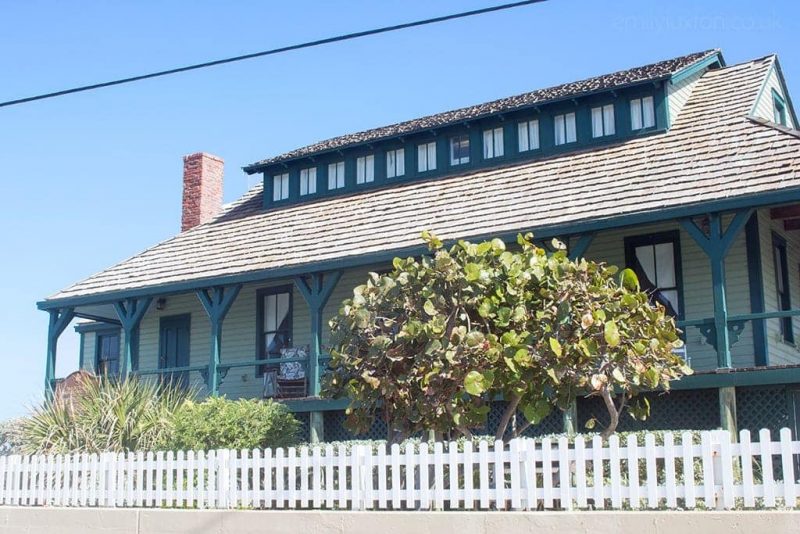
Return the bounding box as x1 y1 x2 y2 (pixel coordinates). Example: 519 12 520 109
20 377 192 454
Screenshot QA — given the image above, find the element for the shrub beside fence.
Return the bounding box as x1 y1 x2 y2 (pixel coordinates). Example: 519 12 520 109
0 428 797 511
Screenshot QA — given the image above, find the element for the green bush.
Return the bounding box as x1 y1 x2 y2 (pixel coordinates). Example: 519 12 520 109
170 397 301 451
19 377 191 454
0 419 24 455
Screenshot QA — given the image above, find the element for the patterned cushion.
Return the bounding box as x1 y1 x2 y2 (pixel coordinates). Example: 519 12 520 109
279 347 307 380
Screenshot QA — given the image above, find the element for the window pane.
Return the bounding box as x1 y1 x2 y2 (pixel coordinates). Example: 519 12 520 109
366 155 374 182
660 289 680 315
654 242 676 287
337 162 345 188
483 129 494 159
775 245 785 293
356 157 365 184
451 136 469 165
554 115 565 145
603 104 615 135
265 294 276 331
630 99 643 130
418 144 427 172
518 122 529 152
328 163 337 189
396 148 405 176
281 174 289 199
635 245 657 286
427 142 437 170
642 96 655 128
307 168 316 194
565 113 576 143
591 107 604 138
493 127 504 157
387 150 396 178
529 120 539 149
276 292 290 329
300 169 308 195
272 175 282 201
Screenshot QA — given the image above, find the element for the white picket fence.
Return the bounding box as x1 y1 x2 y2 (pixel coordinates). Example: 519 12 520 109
0 428 797 511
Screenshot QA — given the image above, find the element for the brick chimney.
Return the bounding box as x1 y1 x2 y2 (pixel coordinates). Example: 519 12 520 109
181 152 223 232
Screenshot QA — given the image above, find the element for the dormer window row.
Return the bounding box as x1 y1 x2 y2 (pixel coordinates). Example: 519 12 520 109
268 92 660 204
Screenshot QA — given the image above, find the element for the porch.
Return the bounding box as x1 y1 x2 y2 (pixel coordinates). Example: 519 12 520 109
42 203 800 440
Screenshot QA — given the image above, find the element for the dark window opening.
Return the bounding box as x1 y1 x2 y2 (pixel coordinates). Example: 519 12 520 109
96 331 120 377
257 286 293 376
624 231 683 318
773 233 793 343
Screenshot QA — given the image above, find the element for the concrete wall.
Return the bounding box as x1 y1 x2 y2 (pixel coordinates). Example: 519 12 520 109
0 508 797 534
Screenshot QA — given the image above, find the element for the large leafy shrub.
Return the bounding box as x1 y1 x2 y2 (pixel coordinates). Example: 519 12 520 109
20 377 190 454
0 419 23 455
169 397 300 450
324 232 690 441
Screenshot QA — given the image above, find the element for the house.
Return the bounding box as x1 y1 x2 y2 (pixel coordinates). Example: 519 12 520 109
40 49 800 442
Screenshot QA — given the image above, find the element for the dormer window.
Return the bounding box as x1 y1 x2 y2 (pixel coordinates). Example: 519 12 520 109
517 120 540 152
591 104 616 138
450 135 470 166
356 155 375 184
328 161 345 190
272 172 289 201
418 142 437 172
554 112 577 145
773 90 787 126
630 96 655 130
300 167 317 196
386 148 405 178
482 127 504 159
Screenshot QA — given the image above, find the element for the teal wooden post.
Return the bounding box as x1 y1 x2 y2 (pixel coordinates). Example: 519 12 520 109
568 233 595 260
113 297 153 377
44 308 75 399
681 210 752 368
295 271 342 443
197 284 242 396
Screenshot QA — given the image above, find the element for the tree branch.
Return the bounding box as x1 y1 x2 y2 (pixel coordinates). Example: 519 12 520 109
494 393 522 441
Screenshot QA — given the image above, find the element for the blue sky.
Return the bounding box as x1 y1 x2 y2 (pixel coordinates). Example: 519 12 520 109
0 0 797 420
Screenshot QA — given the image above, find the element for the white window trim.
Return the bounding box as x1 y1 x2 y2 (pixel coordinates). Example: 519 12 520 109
327 161 345 190
300 167 317 196
482 127 504 159
272 172 290 202
356 155 375 184
517 119 540 152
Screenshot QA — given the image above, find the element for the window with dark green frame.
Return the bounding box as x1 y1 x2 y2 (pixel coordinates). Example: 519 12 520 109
96 330 121 377
772 233 793 343
773 90 788 126
256 286 293 376
624 231 683 318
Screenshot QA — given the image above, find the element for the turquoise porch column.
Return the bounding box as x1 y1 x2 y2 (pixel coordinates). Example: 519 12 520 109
44 308 75 399
113 297 153 377
196 284 242 396
294 271 343 442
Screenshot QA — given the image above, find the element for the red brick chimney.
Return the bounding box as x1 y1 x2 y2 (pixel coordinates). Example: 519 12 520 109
181 152 223 232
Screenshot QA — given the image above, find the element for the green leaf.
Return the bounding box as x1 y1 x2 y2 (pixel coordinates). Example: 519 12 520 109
465 263 483 282
464 371 487 396
465 331 485 348
620 268 640 291
522 399 551 425
549 337 563 357
612 368 625 383
423 299 437 316
604 320 621 347
584 417 597 430
478 300 493 318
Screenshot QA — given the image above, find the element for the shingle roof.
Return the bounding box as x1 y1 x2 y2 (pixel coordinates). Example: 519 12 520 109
45 54 800 304
244 49 720 171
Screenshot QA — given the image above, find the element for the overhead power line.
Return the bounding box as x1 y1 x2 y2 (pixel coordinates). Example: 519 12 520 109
0 1 546 109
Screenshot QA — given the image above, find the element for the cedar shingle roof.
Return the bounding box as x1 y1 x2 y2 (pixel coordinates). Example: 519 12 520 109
244 49 720 171
45 54 800 304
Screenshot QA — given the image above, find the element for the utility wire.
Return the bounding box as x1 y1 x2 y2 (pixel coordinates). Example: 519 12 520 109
0 1 545 109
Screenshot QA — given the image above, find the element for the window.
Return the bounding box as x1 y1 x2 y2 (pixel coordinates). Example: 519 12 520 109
591 104 616 138
624 231 682 317
450 135 470 165
386 148 405 178
773 233 793 343
328 161 345 190
300 167 317 196
554 112 577 145
417 141 437 172
356 155 375 184
773 91 787 126
96 331 120 377
630 96 655 130
517 120 540 152
482 127 504 159
257 286 293 375
272 172 289 201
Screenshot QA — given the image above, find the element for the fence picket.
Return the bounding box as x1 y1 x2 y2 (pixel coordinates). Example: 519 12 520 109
194 451 204 509
494 439 506 510
288 448 298 509
575 436 587 509
523 439 537 511
405 443 415 510
263 448 272 509
433 442 444 510
447 441 458 510
626 434 640 509
700 431 715 508
336 444 347 510
759 429 775 507
299 447 309 508
390 443 401 509
463 441 474 510
510 439 522 510
363 445 374 510
645 433 658 508
351 446 361 511
419 443 430 510
609 435 621 509
557 437 570 510
780 428 796 507
719 431 735 510
591 435 604 509
681 432 695 508
311 447 322 509
663 433 677 509
478 440 490 509
274 448 285 509
739 430 755 508
324 445 334 509
541 437 553 509
376 444 387 509
29 455 39 506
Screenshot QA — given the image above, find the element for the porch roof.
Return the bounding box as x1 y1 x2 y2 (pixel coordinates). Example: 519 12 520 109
41 54 800 308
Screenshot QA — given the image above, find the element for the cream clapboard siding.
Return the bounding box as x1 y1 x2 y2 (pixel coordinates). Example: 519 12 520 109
758 209 800 365
752 63 795 128
573 217 754 372
667 68 705 126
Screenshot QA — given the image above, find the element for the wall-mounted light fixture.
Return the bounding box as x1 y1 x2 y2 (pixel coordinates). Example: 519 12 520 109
156 298 167 311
